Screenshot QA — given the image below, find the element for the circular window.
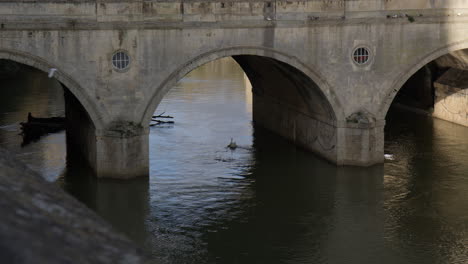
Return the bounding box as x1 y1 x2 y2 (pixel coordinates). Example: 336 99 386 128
352 47 370 65
112 51 130 71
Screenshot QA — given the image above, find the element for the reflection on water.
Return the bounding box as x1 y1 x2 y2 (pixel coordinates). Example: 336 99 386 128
0 58 467 263
0 68 65 181
384 109 468 264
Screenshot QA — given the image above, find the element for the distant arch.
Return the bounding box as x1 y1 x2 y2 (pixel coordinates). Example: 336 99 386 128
378 39 468 120
0 49 104 130
141 46 344 125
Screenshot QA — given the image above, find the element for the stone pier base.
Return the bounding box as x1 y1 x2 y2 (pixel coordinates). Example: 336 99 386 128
336 119 384 166
95 128 149 179
65 89 149 179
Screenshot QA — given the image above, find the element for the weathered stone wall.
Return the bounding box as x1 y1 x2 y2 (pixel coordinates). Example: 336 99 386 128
234 55 338 163
435 50 468 70
433 68 468 127
1 0 468 22
0 148 149 263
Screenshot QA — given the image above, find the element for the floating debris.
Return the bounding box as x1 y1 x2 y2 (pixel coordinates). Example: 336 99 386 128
150 112 175 126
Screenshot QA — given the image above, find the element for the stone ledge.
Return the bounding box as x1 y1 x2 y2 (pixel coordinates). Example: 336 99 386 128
0 148 149 264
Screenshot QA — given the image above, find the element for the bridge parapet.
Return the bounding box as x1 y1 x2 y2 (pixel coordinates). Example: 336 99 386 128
1 0 468 25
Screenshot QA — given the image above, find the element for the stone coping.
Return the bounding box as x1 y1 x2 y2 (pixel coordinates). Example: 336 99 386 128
0 148 150 264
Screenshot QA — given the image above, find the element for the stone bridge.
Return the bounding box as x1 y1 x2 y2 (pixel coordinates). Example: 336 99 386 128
1 0 468 178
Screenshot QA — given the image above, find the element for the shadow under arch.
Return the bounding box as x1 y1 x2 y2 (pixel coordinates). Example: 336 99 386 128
0 48 104 130
378 38 468 120
141 46 344 125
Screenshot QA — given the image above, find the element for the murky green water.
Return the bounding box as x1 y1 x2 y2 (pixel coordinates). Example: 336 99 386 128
0 59 467 264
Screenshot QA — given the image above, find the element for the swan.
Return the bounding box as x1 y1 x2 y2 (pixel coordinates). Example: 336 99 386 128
227 138 237 150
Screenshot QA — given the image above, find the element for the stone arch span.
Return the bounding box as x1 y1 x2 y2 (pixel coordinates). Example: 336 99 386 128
141 46 345 165
0 49 103 130
378 39 468 120
141 46 344 125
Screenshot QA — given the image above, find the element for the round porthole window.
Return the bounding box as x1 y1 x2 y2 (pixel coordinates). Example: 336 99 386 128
352 47 370 65
112 51 130 71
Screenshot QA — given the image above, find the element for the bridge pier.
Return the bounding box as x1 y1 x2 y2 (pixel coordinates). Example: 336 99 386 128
336 120 384 167
93 128 149 179
65 89 149 179
253 92 384 166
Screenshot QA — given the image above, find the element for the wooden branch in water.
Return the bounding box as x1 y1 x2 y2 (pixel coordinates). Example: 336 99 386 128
151 120 174 123
150 112 175 126
150 120 175 126
152 112 174 119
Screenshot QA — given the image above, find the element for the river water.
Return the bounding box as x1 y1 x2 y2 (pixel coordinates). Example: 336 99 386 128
0 59 467 264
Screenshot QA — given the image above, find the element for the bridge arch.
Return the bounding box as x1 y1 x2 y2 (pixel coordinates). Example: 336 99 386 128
141 46 344 125
378 38 468 120
0 49 104 130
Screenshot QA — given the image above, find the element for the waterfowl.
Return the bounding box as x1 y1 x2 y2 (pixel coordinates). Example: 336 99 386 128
227 138 237 150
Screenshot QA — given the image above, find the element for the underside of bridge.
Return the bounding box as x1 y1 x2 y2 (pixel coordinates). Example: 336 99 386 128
239 55 383 166
232 55 339 163
0 59 99 176
64 87 97 172
154 55 382 167
389 49 468 126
